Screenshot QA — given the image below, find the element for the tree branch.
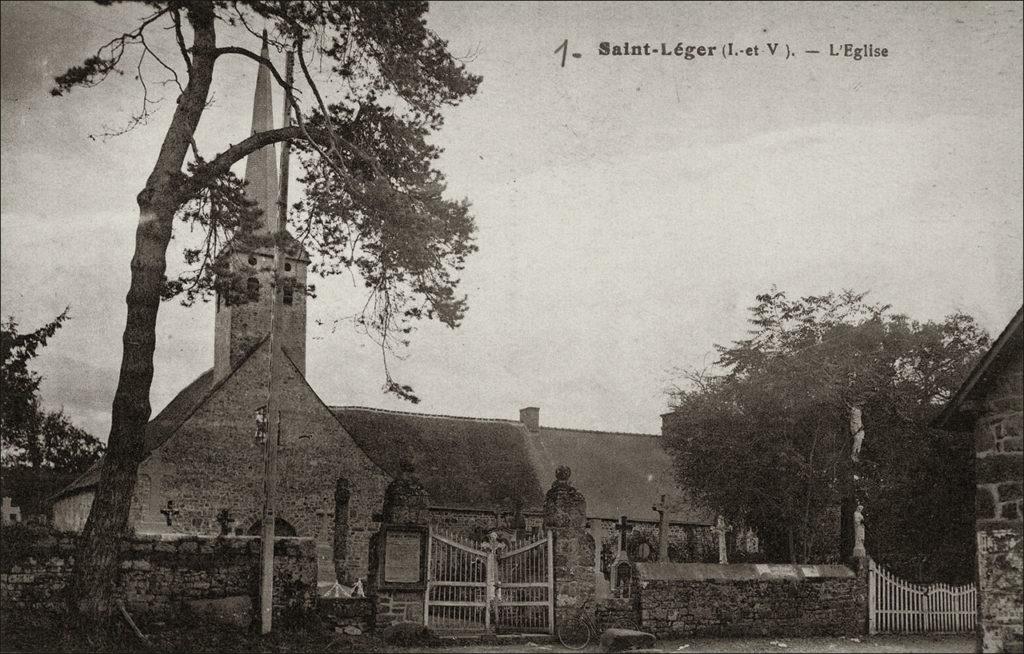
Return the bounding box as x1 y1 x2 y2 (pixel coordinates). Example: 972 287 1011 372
180 126 304 199
215 46 295 94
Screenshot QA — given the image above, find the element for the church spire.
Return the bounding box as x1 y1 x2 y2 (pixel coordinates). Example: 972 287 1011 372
244 29 279 234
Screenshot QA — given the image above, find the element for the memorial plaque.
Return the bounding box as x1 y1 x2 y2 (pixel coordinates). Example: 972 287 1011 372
384 530 423 584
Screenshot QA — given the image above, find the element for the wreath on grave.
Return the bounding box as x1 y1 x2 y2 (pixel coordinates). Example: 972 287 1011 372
625 527 659 562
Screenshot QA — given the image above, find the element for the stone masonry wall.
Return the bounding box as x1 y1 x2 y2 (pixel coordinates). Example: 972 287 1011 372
974 346 1023 653
0 530 316 622
126 341 390 584
634 562 866 638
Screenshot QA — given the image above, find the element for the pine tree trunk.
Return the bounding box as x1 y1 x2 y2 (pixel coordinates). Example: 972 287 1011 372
68 4 218 623
69 202 176 619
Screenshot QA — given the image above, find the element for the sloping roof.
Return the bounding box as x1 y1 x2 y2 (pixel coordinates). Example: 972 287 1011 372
329 407 546 512
524 426 714 525
51 335 271 501
934 306 1024 429
52 369 217 499
330 407 712 524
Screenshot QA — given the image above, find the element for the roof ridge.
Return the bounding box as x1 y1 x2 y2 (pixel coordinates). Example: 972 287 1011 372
330 405 659 437
539 425 659 438
329 405 525 426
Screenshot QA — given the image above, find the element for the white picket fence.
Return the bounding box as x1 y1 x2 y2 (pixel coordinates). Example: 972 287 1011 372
868 559 977 634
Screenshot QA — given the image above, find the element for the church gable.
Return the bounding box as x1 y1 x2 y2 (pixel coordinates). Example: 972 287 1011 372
132 339 389 575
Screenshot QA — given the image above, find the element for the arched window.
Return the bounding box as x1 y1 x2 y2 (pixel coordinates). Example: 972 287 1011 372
247 277 260 302
283 279 294 306
247 517 298 537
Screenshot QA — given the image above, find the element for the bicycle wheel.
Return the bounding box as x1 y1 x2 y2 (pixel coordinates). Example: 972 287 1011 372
557 617 592 650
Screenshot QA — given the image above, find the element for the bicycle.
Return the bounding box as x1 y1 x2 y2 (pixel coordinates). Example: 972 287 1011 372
556 598 641 650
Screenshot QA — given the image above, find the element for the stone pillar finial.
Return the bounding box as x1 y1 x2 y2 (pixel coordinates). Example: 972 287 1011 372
544 465 587 530
382 460 430 525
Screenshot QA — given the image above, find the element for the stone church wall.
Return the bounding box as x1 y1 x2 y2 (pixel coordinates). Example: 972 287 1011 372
127 342 390 584
974 347 1023 653
1 529 315 622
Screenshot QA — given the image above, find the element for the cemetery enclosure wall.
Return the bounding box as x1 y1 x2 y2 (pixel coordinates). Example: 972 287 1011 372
634 562 867 638
0 530 316 621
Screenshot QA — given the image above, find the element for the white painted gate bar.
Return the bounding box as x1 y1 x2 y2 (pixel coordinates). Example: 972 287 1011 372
424 528 554 635
868 558 976 634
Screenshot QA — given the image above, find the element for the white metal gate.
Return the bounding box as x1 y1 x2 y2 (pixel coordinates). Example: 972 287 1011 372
868 559 977 634
424 528 554 635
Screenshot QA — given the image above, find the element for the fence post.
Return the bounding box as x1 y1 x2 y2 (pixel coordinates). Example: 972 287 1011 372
923 588 931 632
867 559 877 635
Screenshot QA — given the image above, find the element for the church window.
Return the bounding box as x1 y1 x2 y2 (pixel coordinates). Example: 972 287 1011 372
284 262 292 272
247 277 260 301
283 279 294 305
248 256 257 266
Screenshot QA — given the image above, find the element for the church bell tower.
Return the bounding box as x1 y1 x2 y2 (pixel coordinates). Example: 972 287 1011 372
213 33 308 382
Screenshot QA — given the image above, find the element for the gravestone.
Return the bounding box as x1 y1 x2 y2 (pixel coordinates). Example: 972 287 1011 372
1 497 21 525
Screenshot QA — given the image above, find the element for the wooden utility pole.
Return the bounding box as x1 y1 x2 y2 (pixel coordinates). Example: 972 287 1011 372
259 47 294 636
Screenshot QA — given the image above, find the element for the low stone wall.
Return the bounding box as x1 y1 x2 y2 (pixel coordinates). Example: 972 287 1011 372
595 597 639 631
318 597 375 633
0 528 316 623
634 562 866 638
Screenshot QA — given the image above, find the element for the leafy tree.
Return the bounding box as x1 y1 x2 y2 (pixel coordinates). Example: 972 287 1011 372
52 1 480 619
1 309 70 467
663 289 987 575
2 311 104 515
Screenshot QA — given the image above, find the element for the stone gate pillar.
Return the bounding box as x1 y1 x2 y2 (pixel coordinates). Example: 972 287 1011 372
544 465 596 627
367 461 432 630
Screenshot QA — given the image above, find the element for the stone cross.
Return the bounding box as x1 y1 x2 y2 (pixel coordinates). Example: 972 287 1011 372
482 532 507 604
216 508 235 536
652 495 671 561
160 500 181 527
614 515 632 554
711 515 733 564
1 497 21 525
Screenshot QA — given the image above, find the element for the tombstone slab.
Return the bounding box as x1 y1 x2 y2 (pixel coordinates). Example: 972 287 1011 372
599 628 656 652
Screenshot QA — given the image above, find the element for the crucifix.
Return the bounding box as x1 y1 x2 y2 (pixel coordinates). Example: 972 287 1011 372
160 500 180 527
652 495 671 561
711 515 733 564
216 508 235 536
614 515 632 555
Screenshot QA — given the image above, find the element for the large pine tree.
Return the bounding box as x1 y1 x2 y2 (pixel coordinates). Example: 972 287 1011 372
52 1 480 621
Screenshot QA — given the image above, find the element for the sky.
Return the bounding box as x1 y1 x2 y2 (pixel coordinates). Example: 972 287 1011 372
1 1 1022 439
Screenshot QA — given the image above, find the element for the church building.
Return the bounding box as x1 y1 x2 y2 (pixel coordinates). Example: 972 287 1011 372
51 40 756 587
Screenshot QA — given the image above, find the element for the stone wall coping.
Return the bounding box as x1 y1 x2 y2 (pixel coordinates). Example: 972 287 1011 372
128 534 315 543
635 562 855 581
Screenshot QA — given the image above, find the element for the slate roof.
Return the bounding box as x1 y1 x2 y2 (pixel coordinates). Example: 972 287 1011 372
329 407 546 511
934 306 1024 430
525 426 713 525
330 407 712 525
51 368 218 500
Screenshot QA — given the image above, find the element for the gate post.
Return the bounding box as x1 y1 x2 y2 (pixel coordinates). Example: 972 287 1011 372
543 465 596 631
367 461 432 630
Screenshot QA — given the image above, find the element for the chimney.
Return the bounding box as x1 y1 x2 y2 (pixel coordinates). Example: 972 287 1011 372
520 407 540 432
